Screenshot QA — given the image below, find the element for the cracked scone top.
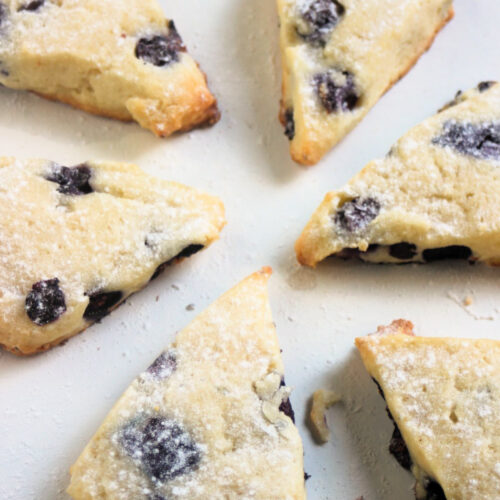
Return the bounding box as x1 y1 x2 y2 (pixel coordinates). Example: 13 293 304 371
0 0 219 136
68 268 306 500
296 82 500 266
277 0 454 165
356 320 500 500
0 157 225 355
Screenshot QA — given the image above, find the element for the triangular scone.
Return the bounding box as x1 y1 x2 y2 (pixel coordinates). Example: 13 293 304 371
0 157 225 355
277 0 454 165
68 268 306 500
356 320 500 500
296 82 500 266
0 0 218 136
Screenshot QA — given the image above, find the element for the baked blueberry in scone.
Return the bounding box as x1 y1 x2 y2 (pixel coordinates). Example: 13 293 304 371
296 82 500 266
0 0 219 136
277 0 454 165
0 157 225 355
356 320 500 500
67 268 306 500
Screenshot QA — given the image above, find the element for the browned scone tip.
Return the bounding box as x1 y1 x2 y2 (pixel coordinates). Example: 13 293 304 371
278 1 454 166
0 0 219 137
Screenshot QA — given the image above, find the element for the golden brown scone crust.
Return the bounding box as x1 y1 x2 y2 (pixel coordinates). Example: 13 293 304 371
296 82 500 267
0 157 225 355
356 321 500 500
68 269 307 500
277 0 453 165
0 0 219 136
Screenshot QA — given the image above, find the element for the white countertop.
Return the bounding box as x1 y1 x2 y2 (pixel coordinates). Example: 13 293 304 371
0 1 499 498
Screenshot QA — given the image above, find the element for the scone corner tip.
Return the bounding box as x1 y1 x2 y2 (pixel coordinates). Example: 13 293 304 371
277 0 455 165
355 319 416 346
258 266 273 277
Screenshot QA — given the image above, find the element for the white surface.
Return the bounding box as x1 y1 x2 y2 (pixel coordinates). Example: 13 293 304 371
0 1 499 499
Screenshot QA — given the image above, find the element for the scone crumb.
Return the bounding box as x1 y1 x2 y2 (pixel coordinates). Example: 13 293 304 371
255 372 293 438
447 292 495 320
374 319 414 337
309 389 341 444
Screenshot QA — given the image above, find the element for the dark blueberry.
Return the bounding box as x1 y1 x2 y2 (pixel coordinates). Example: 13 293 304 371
150 244 204 281
298 0 344 45
337 243 380 260
45 164 93 196
25 278 66 326
279 398 295 422
372 380 413 471
389 242 418 260
278 379 295 422
365 244 379 253
146 351 177 380
335 197 380 232
422 246 472 262
432 121 500 160
176 244 204 259
424 479 446 500
119 416 201 483
0 3 7 26
336 247 360 260
372 378 385 399
150 263 169 281
314 71 358 113
135 22 186 67
389 425 412 470
284 108 295 140
439 90 462 112
478 81 496 93
83 291 123 321
18 0 45 11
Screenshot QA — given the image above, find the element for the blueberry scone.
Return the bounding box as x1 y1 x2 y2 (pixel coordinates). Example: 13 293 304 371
67 268 306 500
0 157 225 355
296 82 500 266
277 0 454 165
0 0 219 136
356 320 500 500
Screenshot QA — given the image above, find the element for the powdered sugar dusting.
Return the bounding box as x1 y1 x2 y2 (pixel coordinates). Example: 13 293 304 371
0 157 224 353
67 270 305 499
359 325 500 498
0 0 217 136
302 81 500 263
278 0 453 163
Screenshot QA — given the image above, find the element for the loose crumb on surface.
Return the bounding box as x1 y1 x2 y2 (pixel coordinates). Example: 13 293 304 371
463 295 473 306
447 292 495 321
309 389 341 444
